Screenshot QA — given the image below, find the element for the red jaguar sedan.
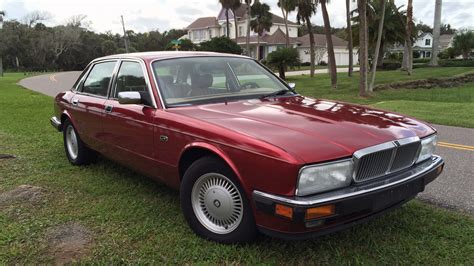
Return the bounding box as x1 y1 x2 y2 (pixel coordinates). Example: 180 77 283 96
51 51 444 243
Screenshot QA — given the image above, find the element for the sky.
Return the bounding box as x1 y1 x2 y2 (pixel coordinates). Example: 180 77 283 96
0 0 473 34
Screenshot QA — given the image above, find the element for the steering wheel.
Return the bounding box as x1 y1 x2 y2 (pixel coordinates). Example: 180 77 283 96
240 82 260 90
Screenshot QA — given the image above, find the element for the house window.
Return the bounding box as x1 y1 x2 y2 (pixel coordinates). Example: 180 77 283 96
209 30 212 39
425 39 431 46
239 26 243 37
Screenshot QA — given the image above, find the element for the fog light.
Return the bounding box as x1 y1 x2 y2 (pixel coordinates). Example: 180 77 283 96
275 204 293 219
305 205 335 220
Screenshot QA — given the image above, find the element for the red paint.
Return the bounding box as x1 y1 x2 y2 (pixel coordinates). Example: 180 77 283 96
53 52 436 234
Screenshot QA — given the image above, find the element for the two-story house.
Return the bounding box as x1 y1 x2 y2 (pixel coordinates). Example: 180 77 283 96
390 32 455 59
184 3 356 65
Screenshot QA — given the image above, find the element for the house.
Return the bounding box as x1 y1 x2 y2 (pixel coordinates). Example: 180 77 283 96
389 32 455 59
183 4 354 66
296 34 357 65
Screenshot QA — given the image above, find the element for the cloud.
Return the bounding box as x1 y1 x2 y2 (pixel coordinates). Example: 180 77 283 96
1 0 473 33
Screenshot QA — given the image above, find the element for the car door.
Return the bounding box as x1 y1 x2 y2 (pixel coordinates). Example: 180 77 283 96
69 60 118 152
101 60 157 175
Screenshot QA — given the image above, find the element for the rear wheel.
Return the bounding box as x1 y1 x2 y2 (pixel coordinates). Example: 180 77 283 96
180 156 257 243
63 119 96 165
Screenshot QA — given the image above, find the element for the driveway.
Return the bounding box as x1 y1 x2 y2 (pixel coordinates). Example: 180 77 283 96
19 72 474 214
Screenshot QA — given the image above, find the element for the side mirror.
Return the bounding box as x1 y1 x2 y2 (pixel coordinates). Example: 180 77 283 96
288 82 296 89
118 91 142 105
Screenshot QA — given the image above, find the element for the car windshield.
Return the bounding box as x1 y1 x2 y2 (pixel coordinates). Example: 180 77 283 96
152 56 292 107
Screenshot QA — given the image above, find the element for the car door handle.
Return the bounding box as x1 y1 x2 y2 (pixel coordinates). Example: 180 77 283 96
104 105 113 113
72 98 79 106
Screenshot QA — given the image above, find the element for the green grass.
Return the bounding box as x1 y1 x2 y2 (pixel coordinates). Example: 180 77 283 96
1 71 474 263
288 67 474 127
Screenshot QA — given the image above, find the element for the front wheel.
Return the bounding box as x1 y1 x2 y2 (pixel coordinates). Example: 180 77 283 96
63 119 96 165
180 156 257 243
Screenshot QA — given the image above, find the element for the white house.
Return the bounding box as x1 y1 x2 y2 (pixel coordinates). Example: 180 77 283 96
184 4 354 65
389 32 455 59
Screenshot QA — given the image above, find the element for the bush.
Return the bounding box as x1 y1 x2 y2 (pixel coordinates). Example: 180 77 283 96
413 58 430 64
439 59 474 67
266 47 300 80
318 61 327 66
380 61 401 70
198 37 242 55
301 62 311 66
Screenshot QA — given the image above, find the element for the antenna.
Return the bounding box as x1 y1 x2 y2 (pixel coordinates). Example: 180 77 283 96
121 15 129 53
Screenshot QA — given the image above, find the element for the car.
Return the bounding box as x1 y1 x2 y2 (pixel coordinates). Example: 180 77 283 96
50 51 444 243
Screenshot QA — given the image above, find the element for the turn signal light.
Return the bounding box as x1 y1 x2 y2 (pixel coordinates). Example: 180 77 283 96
275 204 293 219
305 205 335 220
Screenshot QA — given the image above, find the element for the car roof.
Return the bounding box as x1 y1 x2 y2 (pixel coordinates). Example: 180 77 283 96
95 51 251 63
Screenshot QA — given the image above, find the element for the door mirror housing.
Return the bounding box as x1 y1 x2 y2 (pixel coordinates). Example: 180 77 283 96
118 91 142 105
288 82 296 89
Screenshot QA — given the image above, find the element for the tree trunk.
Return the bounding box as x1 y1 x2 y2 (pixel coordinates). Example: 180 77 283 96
279 65 286 80
281 8 290 47
430 0 442 66
402 42 408 70
321 0 337 89
306 19 316 78
246 3 251 57
358 0 369 96
233 9 239 41
225 9 230 38
406 0 413 75
346 0 354 77
377 41 385 67
0 56 3 77
256 34 260 60
369 0 387 92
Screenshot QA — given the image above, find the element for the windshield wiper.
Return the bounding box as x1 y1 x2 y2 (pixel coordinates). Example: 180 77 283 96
260 89 293 99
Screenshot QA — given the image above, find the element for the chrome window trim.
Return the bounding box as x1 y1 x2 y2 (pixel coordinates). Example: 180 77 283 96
295 158 353 197
76 59 119 98
256 155 442 207
110 58 157 108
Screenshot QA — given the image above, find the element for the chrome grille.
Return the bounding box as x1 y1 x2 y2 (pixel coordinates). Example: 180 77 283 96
353 137 421 182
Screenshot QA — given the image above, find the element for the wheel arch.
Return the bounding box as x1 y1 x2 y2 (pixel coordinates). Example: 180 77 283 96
178 143 246 188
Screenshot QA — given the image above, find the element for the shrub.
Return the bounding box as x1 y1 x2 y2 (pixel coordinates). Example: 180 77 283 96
198 37 242 55
380 61 401 70
266 47 300 80
301 62 311 66
439 59 474 67
413 58 430 64
318 61 327 66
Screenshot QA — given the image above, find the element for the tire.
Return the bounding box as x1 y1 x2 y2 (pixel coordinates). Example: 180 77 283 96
63 119 97 165
180 156 258 244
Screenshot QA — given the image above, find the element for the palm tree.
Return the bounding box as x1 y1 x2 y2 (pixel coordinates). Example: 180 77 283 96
296 0 317 77
318 0 337 89
219 0 233 38
369 0 387 92
230 0 241 40
245 0 253 56
277 0 296 47
250 1 272 60
357 0 369 96
346 0 354 77
405 0 414 75
430 0 442 66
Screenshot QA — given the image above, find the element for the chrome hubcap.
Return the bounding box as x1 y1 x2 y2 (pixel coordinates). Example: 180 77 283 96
66 125 78 160
191 173 243 234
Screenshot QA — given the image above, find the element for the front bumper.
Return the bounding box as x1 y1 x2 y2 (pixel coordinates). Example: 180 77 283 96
253 155 444 240
50 116 62 131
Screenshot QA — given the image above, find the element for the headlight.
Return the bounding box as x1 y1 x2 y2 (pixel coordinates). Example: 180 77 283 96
416 134 437 163
296 160 353 196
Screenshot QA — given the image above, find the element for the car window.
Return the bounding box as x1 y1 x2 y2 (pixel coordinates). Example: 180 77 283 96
153 57 290 106
114 61 148 98
81 61 117 97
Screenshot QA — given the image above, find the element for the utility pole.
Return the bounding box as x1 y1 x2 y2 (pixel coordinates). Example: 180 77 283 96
121 15 129 53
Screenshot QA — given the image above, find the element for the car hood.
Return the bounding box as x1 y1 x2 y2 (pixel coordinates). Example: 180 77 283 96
169 96 435 163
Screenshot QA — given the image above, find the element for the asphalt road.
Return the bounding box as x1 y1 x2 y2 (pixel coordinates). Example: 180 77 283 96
19 72 474 214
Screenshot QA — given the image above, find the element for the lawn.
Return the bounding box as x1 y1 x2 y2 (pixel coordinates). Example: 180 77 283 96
1 71 473 264
288 67 474 127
